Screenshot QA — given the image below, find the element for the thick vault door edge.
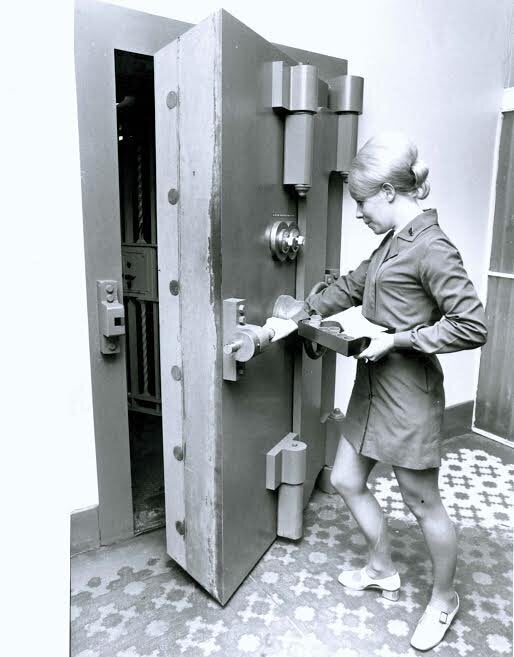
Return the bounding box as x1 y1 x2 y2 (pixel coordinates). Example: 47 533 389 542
156 13 224 601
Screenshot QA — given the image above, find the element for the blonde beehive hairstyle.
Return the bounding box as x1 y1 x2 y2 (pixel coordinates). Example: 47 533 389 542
348 132 430 203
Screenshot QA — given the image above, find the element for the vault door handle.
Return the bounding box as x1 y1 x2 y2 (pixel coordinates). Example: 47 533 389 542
222 298 274 381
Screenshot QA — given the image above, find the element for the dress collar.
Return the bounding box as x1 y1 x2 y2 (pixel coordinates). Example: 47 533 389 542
396 208 439 242
380 209 439 263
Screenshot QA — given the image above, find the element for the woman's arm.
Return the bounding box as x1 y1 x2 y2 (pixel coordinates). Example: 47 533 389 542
394 237 488 353
306 257 372 317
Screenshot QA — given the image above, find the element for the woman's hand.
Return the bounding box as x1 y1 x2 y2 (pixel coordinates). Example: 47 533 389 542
356 333 395 362
272 295 310 322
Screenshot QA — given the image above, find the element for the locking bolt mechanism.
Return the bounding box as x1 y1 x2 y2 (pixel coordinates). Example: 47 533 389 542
267 221 305 262
97 280 125 354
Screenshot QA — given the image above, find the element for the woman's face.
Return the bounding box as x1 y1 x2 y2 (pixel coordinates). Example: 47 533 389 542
355 190 395 234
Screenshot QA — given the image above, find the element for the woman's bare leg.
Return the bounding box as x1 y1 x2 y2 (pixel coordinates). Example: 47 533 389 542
330 436 395 576
393 465 457 609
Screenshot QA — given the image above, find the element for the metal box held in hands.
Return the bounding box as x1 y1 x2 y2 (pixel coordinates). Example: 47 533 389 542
298 319 371 357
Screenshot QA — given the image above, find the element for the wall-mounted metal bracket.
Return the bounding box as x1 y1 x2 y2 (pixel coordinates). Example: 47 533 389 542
121 245 157 298
97 280 125 354
266 433 307 539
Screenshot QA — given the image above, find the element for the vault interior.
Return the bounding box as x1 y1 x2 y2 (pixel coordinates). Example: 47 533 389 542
115 49 164 534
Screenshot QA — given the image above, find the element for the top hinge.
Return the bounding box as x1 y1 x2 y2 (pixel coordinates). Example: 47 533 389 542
271 61 328 112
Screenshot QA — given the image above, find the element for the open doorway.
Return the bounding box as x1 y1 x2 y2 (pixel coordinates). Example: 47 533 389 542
115 50 164 534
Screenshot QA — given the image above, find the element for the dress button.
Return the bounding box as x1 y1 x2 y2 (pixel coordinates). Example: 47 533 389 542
408 227 414 236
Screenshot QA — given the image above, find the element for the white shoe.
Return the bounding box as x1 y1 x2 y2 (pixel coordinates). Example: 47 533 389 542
337 567 401 601
410 593 460 651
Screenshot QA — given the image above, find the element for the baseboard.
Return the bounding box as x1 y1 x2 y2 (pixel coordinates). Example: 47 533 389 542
442 400 474 441
71 405 474 549
71 505 100 556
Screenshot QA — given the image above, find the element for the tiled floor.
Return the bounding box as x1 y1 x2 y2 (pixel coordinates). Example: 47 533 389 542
71 434 513 657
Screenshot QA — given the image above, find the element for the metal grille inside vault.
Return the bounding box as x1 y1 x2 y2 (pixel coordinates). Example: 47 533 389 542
116 50 161 417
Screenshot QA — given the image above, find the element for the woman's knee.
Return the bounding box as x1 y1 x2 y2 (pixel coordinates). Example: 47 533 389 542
394 466 442 520
398 483 442 520
400 490 435 519
330 437 375 498
330 468 368 498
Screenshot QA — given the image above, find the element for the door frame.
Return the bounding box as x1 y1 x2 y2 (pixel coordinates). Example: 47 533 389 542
472 86 514 447
74 0 193 544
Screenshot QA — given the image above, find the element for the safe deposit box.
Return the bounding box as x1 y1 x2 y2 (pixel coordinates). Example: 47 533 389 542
76 2 363 605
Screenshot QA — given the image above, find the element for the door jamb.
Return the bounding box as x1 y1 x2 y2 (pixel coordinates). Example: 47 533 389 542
74 0 192 544
471 87 514 446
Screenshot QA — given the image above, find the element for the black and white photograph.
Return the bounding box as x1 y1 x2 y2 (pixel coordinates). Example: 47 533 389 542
2 1 513 655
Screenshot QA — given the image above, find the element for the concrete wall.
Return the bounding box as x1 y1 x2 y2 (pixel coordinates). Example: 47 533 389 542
15 0 511 514
330 1 513 413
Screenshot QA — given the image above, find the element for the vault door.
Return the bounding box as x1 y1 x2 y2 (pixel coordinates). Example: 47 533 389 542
155 10 337 604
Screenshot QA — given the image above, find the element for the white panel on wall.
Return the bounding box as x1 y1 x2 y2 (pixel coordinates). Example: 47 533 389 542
3 3 97 654
65 30 99 513
3 6 98 514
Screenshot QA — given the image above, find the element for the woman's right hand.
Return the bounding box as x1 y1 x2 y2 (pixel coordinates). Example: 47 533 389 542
272 295 310 322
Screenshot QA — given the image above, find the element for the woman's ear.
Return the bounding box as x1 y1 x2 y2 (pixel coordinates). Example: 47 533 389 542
381 183 396 202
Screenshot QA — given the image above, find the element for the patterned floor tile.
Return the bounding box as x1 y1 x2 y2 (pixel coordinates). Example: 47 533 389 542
71 434 513 657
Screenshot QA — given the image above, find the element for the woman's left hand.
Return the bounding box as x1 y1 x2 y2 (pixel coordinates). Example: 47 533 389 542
356 333 395 362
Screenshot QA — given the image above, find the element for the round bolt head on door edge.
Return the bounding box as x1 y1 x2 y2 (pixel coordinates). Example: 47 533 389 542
168 188 180 205
166 91 178 109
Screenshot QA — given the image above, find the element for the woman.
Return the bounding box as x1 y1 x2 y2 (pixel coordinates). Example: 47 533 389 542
277 133 487 651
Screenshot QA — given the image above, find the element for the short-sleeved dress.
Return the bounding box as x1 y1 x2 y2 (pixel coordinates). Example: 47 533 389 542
306 209 487 469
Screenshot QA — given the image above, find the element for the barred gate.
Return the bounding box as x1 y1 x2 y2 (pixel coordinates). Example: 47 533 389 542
117 51 161 416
